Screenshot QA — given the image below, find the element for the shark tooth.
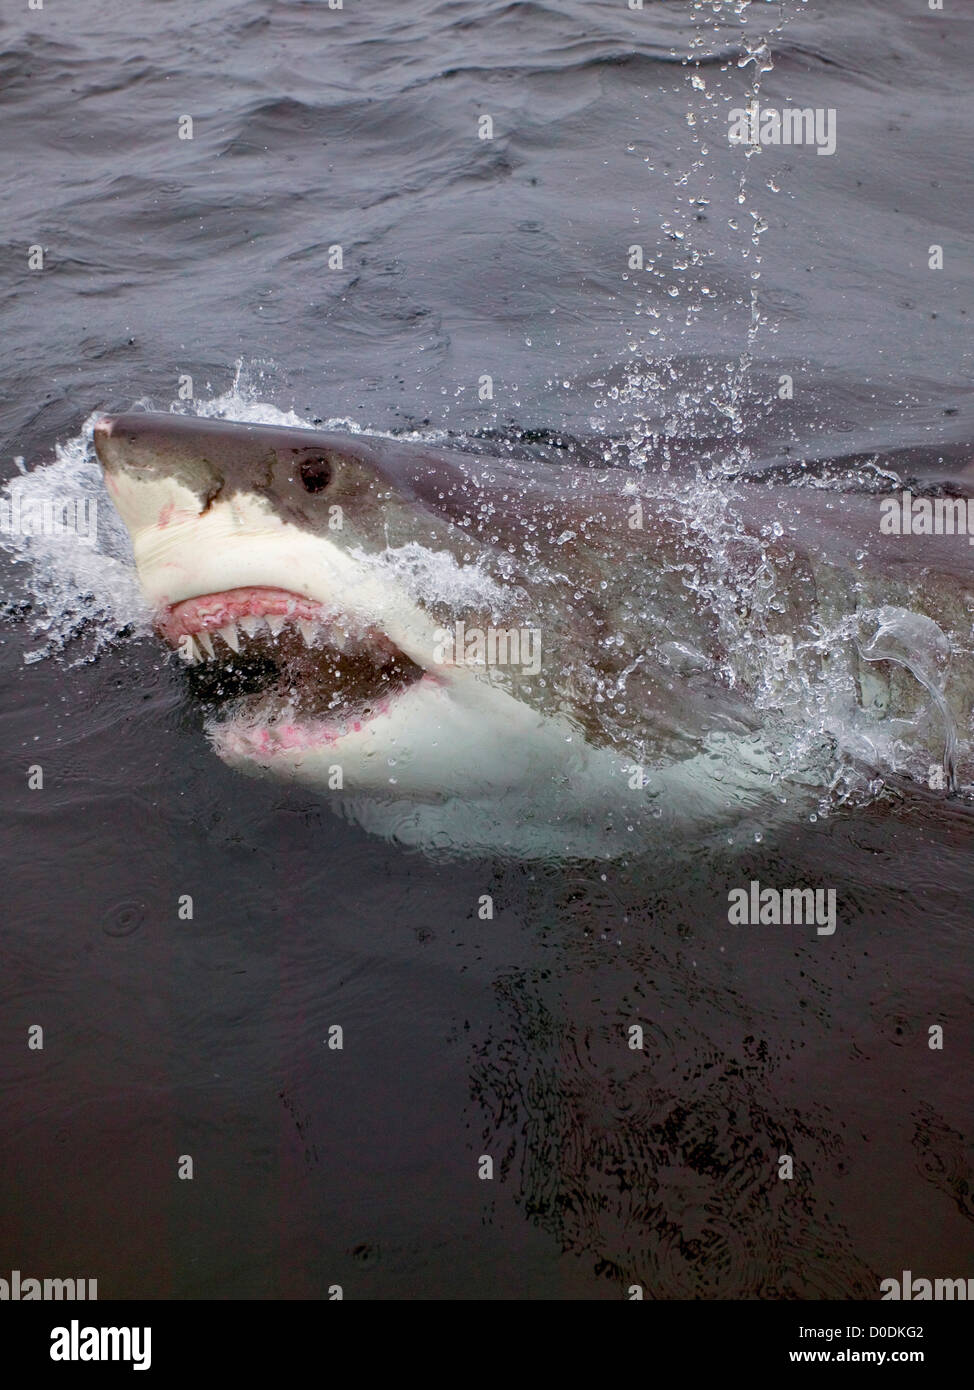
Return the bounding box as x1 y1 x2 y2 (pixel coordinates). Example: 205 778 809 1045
298 620 316 647
239 616 261 638
196 631 215 660
267 616 285 637
218 624 240 653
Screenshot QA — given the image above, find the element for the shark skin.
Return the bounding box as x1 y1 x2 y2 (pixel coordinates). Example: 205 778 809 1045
93 411 974 859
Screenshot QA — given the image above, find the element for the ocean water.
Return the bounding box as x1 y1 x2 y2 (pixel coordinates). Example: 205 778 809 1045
0 0 972 1299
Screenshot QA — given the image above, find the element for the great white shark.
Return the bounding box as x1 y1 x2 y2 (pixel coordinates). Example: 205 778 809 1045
93 412 974 858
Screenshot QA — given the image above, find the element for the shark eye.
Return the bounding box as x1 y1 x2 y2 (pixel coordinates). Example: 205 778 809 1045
299 457 332 494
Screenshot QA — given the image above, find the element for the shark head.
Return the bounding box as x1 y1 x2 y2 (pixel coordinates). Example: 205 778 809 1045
94 411 659 853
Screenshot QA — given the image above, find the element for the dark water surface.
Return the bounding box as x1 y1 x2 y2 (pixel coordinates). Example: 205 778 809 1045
1 0 972 1298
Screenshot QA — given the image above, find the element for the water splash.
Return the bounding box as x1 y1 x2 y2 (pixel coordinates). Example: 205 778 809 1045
0 413 148 663
858 607 959 792
350 542 515 612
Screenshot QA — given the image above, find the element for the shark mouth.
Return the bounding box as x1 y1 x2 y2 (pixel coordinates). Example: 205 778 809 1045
159 586 426 744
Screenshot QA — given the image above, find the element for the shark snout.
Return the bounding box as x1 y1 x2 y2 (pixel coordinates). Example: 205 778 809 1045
91 411 352 506
91 411 506 591
92 416 117 471
92 412 235 493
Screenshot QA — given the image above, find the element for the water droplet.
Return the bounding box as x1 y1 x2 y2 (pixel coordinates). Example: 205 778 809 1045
103 900 146 938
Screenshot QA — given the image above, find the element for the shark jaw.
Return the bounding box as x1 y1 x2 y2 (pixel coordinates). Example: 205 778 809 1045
162 582 430 754
150 516 599 804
